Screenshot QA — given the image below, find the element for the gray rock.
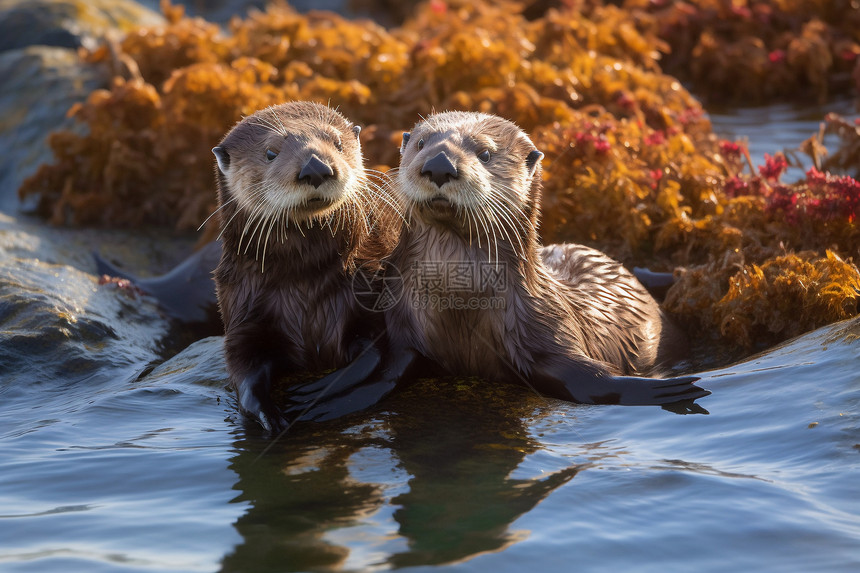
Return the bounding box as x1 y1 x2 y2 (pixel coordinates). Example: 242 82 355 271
0 0 163 53
135 0 345 23
0 211 172 387
0 0 165 213
0 46 109 214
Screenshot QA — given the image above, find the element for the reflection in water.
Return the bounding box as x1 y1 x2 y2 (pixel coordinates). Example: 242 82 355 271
385 379 582 568
222 378 585 570
223 432 385 571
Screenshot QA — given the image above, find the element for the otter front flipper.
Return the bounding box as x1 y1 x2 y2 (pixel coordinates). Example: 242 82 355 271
530 357 710 407
285 348 420 422
236 363 288 434
286 338 382 403
603 375 710 406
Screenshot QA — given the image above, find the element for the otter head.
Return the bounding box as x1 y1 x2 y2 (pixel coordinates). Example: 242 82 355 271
212 101 364 226
397 111 543 249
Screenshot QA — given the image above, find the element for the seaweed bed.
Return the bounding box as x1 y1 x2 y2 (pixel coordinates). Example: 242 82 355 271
18 0 860 360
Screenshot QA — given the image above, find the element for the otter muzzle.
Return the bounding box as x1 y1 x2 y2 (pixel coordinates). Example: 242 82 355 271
421 152 459 188
298 154 335 189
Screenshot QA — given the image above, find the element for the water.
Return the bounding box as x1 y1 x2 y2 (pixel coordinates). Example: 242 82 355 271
2 326 858 572
2 103 860 572
709 97 857 181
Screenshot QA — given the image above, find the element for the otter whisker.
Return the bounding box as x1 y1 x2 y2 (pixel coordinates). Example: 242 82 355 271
359 174 405 221
479 193 516 261
348 199 362 236
467 193 499 265
325 209 338 236
487 201 500 267
471 204 486 251
243 183 280 256
470 200 493 257
237 199 269 255
248 116 286 137
488 182 536 232
462 206 475 246
271 110 290 137
259 106 292 137
276 211 286 243
363 183 404 220
482 190 527 260
250 206 276 260
259 212 281 272
485 184 532 255
350 187 374 237
198 195 238 231
217 202 246 243
468 210 481 249
460 205 476 247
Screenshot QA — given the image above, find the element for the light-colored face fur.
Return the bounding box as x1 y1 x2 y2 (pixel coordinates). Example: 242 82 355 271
213 102 366 232
397 111 543 260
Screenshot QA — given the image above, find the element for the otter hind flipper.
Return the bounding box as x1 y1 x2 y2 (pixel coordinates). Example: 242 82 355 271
93 251 137 282
632 267 676 300
531 357 709 408
93 242 219 324
286 347 419 422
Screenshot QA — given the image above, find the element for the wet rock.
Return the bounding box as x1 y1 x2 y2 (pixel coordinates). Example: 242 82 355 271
0 0 219 399
0 46 110 213
0 0 164 214
140 336 227 389
136 0 269 23
0 212 171 387
0 0 163 53
136 0 418 27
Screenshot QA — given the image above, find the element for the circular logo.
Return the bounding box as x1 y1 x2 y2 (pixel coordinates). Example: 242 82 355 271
351 260 404 312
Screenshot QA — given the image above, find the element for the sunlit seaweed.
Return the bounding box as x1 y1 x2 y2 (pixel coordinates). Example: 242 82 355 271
624 0 860 104
17 0 860 355
670 251 860 350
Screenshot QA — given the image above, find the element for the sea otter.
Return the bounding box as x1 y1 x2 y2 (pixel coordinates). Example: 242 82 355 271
312 111 707 410
211 101 399 432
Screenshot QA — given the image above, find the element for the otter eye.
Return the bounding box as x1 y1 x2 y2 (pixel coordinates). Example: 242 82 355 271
417 139 425 150
477 149 490 163
334 137 344 152
265 149 278 161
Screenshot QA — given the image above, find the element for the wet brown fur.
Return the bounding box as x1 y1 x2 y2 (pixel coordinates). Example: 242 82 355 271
212 102 399 388
386 111 687 383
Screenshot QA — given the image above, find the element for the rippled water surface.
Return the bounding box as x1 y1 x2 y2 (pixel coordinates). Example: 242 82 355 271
709 97 857 179
1 104 860 572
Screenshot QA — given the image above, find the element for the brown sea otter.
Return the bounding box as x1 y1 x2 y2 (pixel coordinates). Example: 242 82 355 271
307 111 708 411
210 101 400 432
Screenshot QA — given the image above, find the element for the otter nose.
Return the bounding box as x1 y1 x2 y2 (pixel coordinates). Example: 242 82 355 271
421 152 458 188
298 154 335 189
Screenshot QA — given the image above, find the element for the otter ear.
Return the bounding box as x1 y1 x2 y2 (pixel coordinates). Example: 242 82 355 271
212 146 230 174
352 125 361 139
400 132 411 154
526 149 544 177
